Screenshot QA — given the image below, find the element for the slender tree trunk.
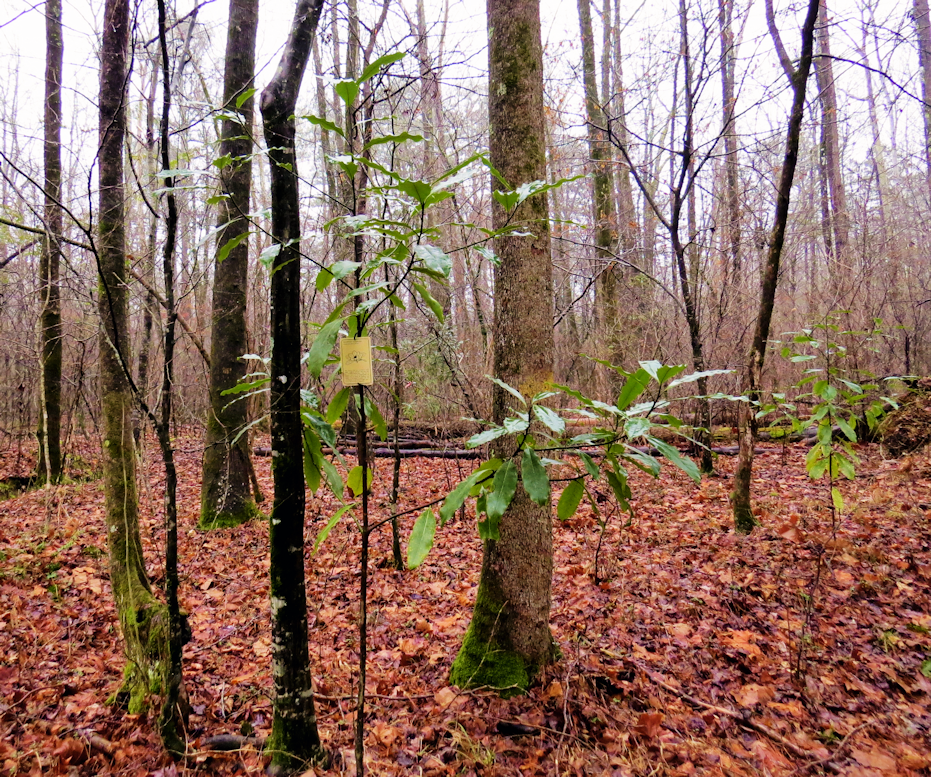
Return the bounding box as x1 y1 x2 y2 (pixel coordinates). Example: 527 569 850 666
260 0 326 771
38 0 63 483
814 0 848 271
578 0 620 395
98 0 168 714
914 0 931 205
450 0 555 694
718 0 741 304
731 0 820 533
200 0 260 529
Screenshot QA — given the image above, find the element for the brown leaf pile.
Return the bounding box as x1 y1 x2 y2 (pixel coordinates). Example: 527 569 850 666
1 433 930 776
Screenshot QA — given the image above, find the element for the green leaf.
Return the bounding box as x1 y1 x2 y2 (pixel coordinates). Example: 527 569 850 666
439 469 486 524
217 232 248 263
347 465 374 496
921 658 931 679
477 515 499 541
521 448 550 506
624 416 651 439
580 452 600 480
412 282 445 323
836 453 856 480
301 112 345 137
396 178 434 205
235 87 257 109
221 376 269 396
212 153 233 170
837 416 857 442
489 376 526 406
259 242 281 270
330 259 362 279
364 395 388 441
533 404 565 435
334 79 359 106
606 469 631 505
306 317 343 379
315 267 334 291
303 429 322 493
414 244 453 277
406 508 436 569
467 426 508 448
364 131 423 151
359 51 406 84
624 447 661 477
326 386 352 424
557 479 585 520
486 459 518 521
667 368 732 389
616 368 651 411
302 411 338 451
313 503 355 554
831 487 844 514
320 456 344 499
650 438 701 484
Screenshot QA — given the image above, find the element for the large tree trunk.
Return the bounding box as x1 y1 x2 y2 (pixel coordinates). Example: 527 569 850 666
37 0 63 483
450 0 555 694
717 0 741 309
259 0 326 771
200 0 260 529
731 0 820 534
98 0 168 714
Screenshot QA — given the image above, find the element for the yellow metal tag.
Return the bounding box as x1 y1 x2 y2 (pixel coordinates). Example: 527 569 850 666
340 337 374 386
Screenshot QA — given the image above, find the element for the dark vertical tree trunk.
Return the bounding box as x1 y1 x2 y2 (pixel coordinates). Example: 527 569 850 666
98 0 169 714
37 0 63 483
259 0 326 771
731 0 820 534
450 0 555 694
914 0 931 205
200 0 260 529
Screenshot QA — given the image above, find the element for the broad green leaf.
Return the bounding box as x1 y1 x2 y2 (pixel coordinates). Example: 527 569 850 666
477 515 499 541
624 416 651 439
667 368 732 389
259 243 281 269
221 376 269 396
649 438 701 484
334 79 359 106
467 426 508 447
837 416 857 442
836 453 856 480
329 260 362 279
320 456 344 499
212 153 233 170
624 447 661 477
396 178 434 205
347 465 375 496
489 376 526 406
326 386 352 424
831 487 844 514
616 368 651 411
303 429 322 493
533 404 565 435
313 503 355 554
486 459 518 521
469 459 502 496
235 87 257 109
364 131 423 151
639 360 663 381
359 51 406 84
521 448 550 506
217 232 248 263
364 395 388 441
414 244 453 277
503 414 530 434
306 317 343 379
301 112 345 137
407 508 436 569
580 452 600 480
439 469 486 524
412 282 445 323
315 267 334 290
302 411 338 451
557 479 585 520
606 469 631 505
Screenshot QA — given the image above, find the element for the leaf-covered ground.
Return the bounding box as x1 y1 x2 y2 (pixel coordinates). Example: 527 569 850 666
1 433 930 776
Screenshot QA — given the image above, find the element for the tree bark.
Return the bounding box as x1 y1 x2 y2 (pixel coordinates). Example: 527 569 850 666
98 0 168 714
450 0 555 694
259 0 326 771
731 0 820 534
914 0 931 205
37 0 63 483
200 0 260 529
717 0 741 305
814 0 848 269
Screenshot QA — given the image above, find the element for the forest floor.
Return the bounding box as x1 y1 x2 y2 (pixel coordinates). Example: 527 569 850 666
1 431 930 776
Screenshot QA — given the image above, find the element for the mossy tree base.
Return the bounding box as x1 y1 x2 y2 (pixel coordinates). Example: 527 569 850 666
198 499 261 530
